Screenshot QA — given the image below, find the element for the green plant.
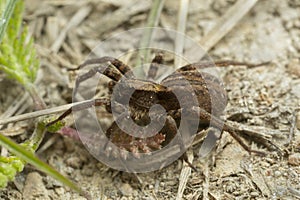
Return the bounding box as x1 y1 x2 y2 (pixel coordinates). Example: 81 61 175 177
0 0 84 196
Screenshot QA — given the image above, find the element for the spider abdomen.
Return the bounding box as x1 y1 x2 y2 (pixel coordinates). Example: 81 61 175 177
160 70 227 116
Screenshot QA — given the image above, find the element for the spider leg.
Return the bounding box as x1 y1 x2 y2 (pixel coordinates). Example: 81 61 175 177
147 53 164 80
72 57 135 97
70 56 134 78
222 127 266 155
169 107 277 156
46 98 110 127
179 60 269 71
214 60 270 68
73 64 122 96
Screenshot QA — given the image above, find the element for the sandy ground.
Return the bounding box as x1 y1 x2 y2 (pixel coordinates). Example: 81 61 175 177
0 0 300 199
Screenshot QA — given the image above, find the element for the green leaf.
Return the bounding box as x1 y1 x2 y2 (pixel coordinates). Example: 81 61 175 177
0 173 9 188
44 117 66 133
0 0 18 43
0 133 83 193
0 0 40 87
0 1 87 197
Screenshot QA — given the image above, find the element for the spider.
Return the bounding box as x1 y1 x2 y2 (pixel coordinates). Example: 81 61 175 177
46 53 272 160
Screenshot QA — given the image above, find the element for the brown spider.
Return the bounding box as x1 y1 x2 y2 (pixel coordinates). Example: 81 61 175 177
47 54 272 160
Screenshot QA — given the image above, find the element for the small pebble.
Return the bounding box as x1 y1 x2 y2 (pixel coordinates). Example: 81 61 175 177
66 156 83 169
288 153 300 166
286 59 300 78
23 172 50 200
250 191 259 197
274 171 281 177
148 184 154 189
54 187 65 196
81 164 94 176
119 183 133 196
132 190 139 197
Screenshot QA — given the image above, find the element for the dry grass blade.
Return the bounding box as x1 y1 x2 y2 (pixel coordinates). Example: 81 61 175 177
94 0 152 37
199 0 258 58
174 0 189 68
135 0 165 76
0 93 29 129
176 149 193 200
202 159 210 200
288 186 300 198
94 0 136 7
0 100 93 125
50 5 91 53
175 1 192 199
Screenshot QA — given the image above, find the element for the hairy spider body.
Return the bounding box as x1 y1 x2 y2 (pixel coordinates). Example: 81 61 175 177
47 55 269 158
105 67 227 155
160 69 227 115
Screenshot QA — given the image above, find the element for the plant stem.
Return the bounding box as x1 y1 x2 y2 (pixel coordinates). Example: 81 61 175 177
23 83 47 151
27 121 47 151
0 0 18 43
25 83 46 110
